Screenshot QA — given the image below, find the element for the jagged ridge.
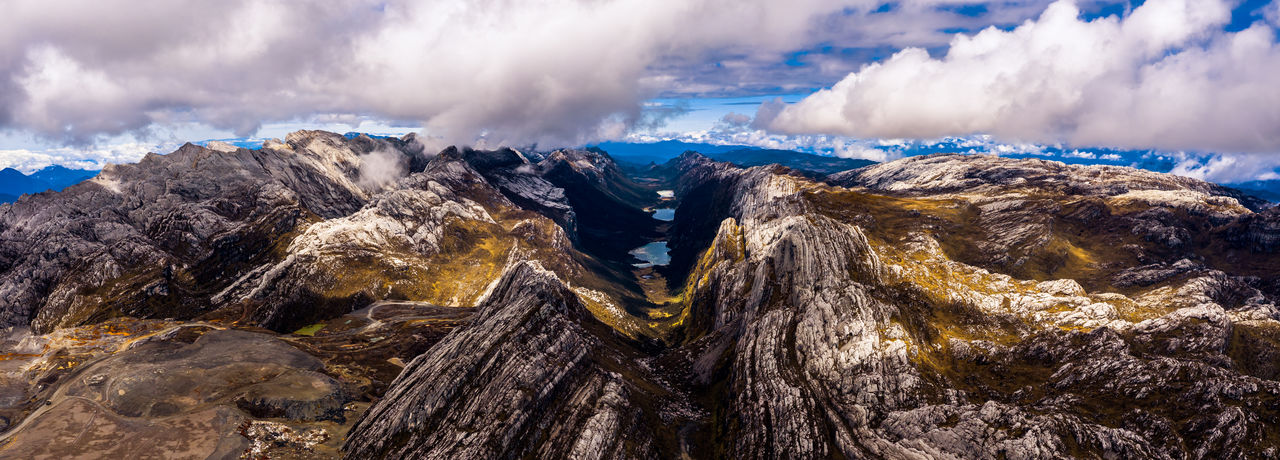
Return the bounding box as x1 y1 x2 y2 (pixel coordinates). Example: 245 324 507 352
344 261 679 459
5 136 1280 459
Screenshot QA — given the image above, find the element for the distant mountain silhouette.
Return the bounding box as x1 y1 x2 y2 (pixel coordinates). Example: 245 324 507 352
0 165 99 203
706 148 875 176
0 168 50 198
30 165 100 191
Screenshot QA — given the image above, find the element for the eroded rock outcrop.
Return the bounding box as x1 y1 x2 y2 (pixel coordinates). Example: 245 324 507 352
344 262 681 459
0 132 611 335
0 328 354 458
5 137 1280 459
0 131 418 332
669 153 1280 458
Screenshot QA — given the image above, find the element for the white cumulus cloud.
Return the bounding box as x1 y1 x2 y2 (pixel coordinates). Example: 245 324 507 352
0 0 888 149
759 0 1280 155
1 0 1086 153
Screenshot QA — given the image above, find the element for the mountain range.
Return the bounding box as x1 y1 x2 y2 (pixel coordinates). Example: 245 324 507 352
0 130 1277 458
0 165 100 203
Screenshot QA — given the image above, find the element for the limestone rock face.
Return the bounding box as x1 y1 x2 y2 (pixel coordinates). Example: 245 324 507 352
341 151 1280 459
830 153 1266 210
0 133 593 334
446 146 579 232
670 153 1280 458
537 148 663 258
5 135 1280 459
828 153 1278 293
0 131 412 331
344 262 672 459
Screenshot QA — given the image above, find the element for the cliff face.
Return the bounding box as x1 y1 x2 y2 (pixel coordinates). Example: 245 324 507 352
4 135 1280 459
350 152 1280 459
0 131 391 332
216 145 584 332
344 262 680 459
671 153 1280 458
0 133 677 458
0 133 601 334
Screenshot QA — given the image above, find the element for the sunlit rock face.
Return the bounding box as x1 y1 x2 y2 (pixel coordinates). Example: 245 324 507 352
665 153 1280 458
345 151 1279 459
0 130 393 332
3 132 1280 459
0 131 590 334
0 130 669 458
344 262 675 459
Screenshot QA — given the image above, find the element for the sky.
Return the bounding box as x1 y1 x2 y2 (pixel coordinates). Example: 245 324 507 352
0 0 1278 184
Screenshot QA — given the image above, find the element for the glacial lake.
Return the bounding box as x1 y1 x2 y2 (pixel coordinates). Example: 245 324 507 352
629 241 671 268
652 208 675 221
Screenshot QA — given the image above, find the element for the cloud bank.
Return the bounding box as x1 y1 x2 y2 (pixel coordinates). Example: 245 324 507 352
0 143 171 174
759 0 1280 154
0 0 847 148
2 0 1083 151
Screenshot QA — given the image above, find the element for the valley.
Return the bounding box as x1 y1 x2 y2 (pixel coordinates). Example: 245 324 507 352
7 0 1280 457
0 131 1278 458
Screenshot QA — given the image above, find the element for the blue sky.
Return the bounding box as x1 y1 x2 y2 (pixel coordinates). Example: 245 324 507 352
0 0 1277 184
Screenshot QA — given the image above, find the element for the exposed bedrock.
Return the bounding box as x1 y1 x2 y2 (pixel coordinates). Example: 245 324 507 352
4 135 1280 459
344 262 684 459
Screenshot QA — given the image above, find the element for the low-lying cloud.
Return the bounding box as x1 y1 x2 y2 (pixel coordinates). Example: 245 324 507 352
758 0 1280 155
0 143 168 173
1171 153 1280 184
357 146 409 191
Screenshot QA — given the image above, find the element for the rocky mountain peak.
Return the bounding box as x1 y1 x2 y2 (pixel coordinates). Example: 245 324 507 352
3 137 1279 459
833 153 1269 211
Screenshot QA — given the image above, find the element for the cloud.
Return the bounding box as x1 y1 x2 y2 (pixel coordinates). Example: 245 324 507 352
632 115 900 162
2 0 381 144
357 146 408 191
719 112 753 128
0 0 868 149
759 0 1280 154
1169 153 1280 184
631 117 1280 183
1064 150 1097 160
0 142 167 173
639 0 1075 98
1 0 1083 154
337 0 890 148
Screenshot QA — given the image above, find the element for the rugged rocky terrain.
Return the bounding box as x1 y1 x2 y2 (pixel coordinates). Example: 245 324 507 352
664 153 1280 458
2 134 1278 459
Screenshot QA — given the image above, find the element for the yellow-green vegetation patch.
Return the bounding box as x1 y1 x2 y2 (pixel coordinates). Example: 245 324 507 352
293 323 325 336
572 286 644 338
54 264 203 332
684 219 746 294
810 187 1150 293
419 217 516 306
806 188 972 245
1110 295 1174 323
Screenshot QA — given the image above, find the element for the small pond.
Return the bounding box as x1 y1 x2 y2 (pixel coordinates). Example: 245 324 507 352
629 241 671 268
